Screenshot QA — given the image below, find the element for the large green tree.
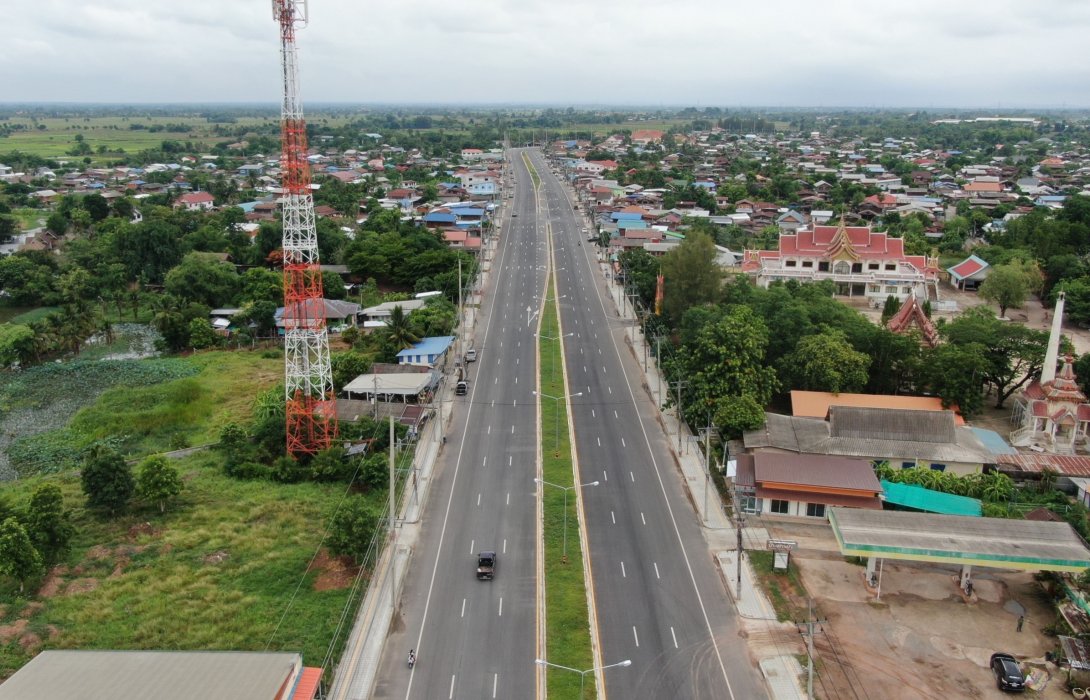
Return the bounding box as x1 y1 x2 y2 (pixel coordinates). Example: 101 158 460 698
781 328 871 394
669 305 778 437
80 444 135 516
164 252 240 308
978 260 1042 318
136 455 183 513
942 307 1048 408
0 517 43 593
326 498 379 564
25 483 72 565
660 231 722 325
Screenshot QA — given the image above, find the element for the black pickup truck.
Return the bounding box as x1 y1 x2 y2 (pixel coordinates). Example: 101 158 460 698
476 551 496 580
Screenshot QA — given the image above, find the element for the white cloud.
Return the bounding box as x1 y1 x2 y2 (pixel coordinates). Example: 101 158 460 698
2 0 1089 106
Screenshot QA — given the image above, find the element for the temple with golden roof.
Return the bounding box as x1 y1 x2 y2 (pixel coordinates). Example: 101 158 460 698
741 218 940 302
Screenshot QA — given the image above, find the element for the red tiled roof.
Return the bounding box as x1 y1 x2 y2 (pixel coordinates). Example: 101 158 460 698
949 257 986 278
291 667 323 700
885 293 940 347
178 192 214 204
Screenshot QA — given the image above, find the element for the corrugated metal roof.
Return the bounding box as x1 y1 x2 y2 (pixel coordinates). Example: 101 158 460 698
829 406 956 444
0 650 301 700
743 412 991 464
829 507 1090 571
880 480 982 517
291 667 323 700
756 453 881 493
994 453 1090 477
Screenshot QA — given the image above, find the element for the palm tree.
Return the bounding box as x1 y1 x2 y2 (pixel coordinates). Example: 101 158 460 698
980 472 1014 503
383 305 421 351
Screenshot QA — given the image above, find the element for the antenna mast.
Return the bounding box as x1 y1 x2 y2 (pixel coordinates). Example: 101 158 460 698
272 0 337 457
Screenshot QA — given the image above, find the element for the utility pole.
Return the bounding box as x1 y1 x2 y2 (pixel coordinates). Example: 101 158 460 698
457 257 463 360
655 336 664 402
797 598 826 699
674 379 688 453
389 415 396 608
700 417 717 525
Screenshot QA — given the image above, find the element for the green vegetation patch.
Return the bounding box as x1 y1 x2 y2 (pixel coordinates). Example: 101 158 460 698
749 550 810 622
539 274 596 698
523 153 541 188
0 451 361 678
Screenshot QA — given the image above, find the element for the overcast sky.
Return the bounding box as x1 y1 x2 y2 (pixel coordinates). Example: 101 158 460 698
4 0 1090 108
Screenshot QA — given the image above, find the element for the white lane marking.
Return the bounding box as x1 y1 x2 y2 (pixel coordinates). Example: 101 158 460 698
621 438 626 448
614 410 619 418
591 409 596 418
602 366 607 374
598 347 602 354
449 675 456 699
620 561 626 578
509 455 513 466
487 425 491 435
611 510 616 524
583 365 587 373
597 437 601 447
499 598 503 616
503 538 508 553
654 562 660 579
641 512 646 525
608 386 612 395
477 493 481 507
514 377 518 384
483 457 487 467
603 471 608 482
633 627 640 648
511 425 515 434
470 540 475 554
671 626 678 648
493 674 498 698
630 471 635 482
461 598 466 618
516 358 519 365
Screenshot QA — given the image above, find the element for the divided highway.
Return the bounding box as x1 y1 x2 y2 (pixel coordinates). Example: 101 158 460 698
523 150 767 699
372 148 767 699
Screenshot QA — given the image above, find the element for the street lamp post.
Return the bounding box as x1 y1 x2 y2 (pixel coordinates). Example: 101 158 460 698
534 476 598 559
535 658 631 699
533 390 582 450
534 331 573 379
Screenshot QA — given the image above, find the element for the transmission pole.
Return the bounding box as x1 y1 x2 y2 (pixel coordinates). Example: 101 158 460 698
273 0 336 457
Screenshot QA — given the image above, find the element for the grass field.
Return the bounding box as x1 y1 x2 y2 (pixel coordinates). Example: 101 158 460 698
9 209 44 232
0 306 58 324
0 347 373 680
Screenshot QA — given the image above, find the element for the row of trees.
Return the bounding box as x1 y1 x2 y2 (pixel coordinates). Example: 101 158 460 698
620 232 1055 439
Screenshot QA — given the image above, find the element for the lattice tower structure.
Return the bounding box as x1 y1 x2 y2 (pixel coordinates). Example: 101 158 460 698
273 0 337 457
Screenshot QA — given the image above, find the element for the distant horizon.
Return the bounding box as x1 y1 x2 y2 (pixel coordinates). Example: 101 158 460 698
1 102 1087 114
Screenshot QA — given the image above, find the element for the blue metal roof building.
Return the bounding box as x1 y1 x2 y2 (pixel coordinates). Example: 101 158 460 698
397 336 455 366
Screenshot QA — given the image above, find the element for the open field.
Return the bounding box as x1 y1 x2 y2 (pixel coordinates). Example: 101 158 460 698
0 347 281 479
9 209 44 231
0 450 366 680
0 345 379 680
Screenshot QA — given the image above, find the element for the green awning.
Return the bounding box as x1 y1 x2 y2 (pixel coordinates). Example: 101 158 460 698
880 480 982 517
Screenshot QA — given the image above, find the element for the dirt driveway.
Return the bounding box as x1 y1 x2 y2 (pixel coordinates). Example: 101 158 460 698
761 520 1073 700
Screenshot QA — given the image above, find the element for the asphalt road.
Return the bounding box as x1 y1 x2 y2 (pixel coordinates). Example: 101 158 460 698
372 149 546 699
372 148 766 699
523 150 767 699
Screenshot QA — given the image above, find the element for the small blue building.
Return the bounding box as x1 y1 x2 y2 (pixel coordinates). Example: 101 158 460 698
397 336 455 366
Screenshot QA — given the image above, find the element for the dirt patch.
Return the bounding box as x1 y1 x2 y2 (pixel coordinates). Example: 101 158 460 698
18 632 40 651
84 545 112 561
312 550 358 591
127 522 161 541
203 550 230 565
64 578 99 596
44 624 61 640
757 521 1071 698
0 619 28 644
37 566 67 599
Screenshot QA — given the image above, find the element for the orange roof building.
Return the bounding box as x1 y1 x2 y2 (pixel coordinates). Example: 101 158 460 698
791 390 964 425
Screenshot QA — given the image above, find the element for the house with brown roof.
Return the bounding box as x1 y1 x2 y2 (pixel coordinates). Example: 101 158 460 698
790 390 962 424
734 453 882 519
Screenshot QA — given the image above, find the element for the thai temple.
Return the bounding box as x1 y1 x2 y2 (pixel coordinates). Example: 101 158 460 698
885 291 940 347
741 218 941 302
1010 292 1090 453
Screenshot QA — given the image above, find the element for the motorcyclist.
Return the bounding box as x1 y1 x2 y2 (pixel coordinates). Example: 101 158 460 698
408 649 416 668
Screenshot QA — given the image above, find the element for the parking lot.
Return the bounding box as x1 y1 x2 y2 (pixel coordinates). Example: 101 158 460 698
761 519 1073 699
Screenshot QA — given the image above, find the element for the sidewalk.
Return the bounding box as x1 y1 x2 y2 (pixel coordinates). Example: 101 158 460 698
600 256 806 700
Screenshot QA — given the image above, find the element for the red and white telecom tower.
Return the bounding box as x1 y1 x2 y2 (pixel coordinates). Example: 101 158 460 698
272 0 337 457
